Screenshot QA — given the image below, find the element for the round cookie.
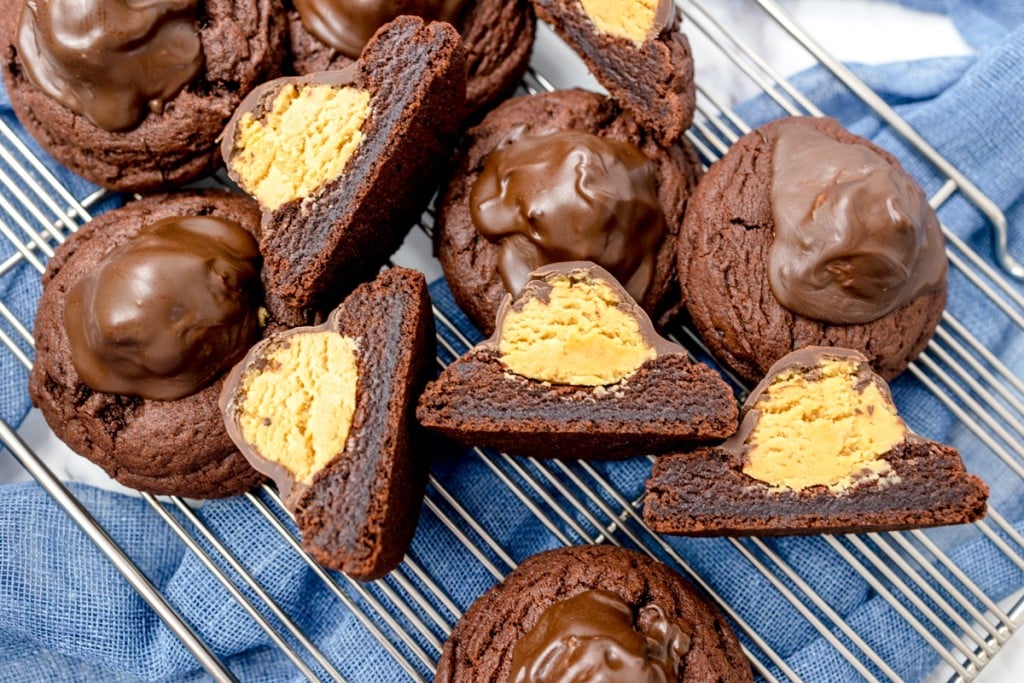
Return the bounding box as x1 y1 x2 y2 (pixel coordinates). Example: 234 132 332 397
437 88 702 336
286 0 535 118
435 545 752 682
681 116 947 384
29 191 268 499
2 0 287 193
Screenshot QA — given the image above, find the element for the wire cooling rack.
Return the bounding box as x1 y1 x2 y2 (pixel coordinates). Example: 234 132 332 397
1 1 1022 681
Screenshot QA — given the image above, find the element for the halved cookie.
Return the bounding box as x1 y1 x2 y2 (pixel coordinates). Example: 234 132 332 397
644 347 989 536
417 262 737 460
531 0 695 145
286 0 535 118
222 16 465 327
220 267 435 580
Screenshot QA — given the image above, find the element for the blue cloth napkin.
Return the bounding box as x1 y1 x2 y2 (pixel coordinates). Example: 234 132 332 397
2 4 1024 682
893 0 1024 48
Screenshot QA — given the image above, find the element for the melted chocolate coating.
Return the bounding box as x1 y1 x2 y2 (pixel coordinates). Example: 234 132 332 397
769 124 947 324
219 313 343 505
657 0 676 33
293 0 467 58
507 589 689 683
16 0 203 132
64 216 262 401
470 129 667 300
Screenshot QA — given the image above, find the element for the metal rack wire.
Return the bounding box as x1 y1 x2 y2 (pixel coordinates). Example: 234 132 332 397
0 0 1021 681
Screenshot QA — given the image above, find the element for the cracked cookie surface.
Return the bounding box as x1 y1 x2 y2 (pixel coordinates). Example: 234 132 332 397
29 192 268 498
435 545 752 682
681 116 946 383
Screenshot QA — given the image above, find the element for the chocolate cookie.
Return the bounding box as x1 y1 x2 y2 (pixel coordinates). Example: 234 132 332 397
435 545 753 682
220 267 435 580
29 191 268 499
437 89 702 336
644 347 988 536
1 0 287 193
682 116 947 384
223 16 466 327
287 0 535 118
531 0 695 145
417 263 737 459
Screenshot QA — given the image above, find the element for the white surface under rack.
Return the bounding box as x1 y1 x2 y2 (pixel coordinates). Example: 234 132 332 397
1 1 1022 681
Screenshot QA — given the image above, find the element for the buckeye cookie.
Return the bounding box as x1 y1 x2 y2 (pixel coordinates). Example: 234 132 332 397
435 545 753 682
29 192 267 498
220 267 435 580
223 16 465 327
681 116 947 383
531 0 695 145
417 263 737 460
2 0 287 192
437 89 702 336
644 347 988 536
287 0 535 118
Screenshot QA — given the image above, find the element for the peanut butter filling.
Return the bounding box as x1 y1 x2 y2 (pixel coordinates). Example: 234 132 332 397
498 275 655 386
742 359 906 492
580 0 659 45
237 332 359 485
230 84 371 211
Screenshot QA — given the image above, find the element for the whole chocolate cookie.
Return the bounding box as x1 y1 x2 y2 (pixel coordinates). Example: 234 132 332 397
681 116 947 383
286 0 535 118
437 88 702 336
435 545 752 682
29 191 268 499
1 0 287 193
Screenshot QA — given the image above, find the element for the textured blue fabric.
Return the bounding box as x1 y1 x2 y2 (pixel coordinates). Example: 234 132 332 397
892 0 1024 48
1 8 1023 683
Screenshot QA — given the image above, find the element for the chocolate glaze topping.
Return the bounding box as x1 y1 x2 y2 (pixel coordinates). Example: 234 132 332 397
294 0 467 58
769 124 947 324
64 216 262 401
485 262 684 359
470 129 667 300
16 0 203 132
720 346 902 461
508 589 689 683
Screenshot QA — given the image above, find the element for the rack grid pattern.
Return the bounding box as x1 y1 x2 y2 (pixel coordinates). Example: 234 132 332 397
1 1 1022 681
